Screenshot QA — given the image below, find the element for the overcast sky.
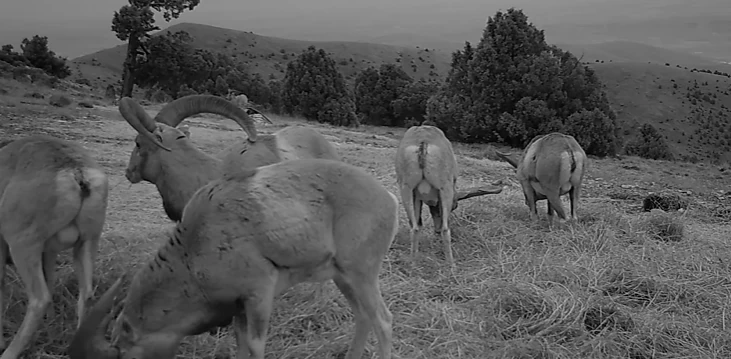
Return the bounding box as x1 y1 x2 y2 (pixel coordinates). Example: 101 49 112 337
0 0 726 58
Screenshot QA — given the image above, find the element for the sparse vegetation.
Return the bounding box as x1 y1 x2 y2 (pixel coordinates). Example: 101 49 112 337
595 61 731 162
3 4 731 359
71 22 450 96
1 75 731 358
625 123 675 160
1 36 71 79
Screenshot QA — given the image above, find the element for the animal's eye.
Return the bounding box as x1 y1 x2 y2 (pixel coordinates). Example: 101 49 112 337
135 142 140 149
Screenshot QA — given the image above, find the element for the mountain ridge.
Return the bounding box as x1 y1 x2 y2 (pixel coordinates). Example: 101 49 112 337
71 22 453 88
67 21 731 162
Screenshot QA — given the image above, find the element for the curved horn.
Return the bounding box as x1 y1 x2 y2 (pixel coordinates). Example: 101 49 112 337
245 107 274 125
153 95 258 143
495 150 519 169
456 179 505 201
119 97 171 152
68 275 126 359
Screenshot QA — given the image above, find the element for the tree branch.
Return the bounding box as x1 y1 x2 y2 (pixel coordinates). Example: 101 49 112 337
561 51 585 77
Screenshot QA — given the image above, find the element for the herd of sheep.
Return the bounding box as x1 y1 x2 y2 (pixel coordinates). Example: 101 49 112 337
0 94 587 359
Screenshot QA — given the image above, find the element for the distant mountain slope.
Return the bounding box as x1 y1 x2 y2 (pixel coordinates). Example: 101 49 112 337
556 41 722 67
365 32 464 53
591 61 731 162
70 22 452 90
541 12 731 61
66 22 731 162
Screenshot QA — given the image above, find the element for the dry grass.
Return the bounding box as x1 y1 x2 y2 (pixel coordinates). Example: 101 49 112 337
1 79 731 358
594 61 731 163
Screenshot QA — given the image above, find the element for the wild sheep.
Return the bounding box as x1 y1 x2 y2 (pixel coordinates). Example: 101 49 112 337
395 125 504 269
495 132 588 227
119 95 340 223
0 135 108 359
68 158 398 359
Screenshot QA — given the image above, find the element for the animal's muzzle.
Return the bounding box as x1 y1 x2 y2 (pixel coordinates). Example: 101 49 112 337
125 168 142 184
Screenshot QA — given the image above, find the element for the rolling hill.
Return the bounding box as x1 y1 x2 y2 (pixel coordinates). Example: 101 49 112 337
593 61 731 162
556 41 723 68
70 22 453 90
544 13 731 62
66 22 731 163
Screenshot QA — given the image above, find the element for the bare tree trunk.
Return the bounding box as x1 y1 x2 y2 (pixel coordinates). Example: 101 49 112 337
120 35 140 99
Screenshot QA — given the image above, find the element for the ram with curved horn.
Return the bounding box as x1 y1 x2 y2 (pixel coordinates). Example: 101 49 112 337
495 132 588 228
120 94 340 223
0 135 108 359
395 125 504 270
68 158 399 359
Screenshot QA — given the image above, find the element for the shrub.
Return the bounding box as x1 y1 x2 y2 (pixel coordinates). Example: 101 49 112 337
563 109 619 157
625 123 674 160
282 46 352 124
317 97 359 127
19 36 71 78
75 78 92 86
177 84 198 98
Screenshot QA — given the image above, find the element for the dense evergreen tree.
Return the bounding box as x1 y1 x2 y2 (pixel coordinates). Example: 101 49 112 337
0 36 70 78
391 80 440 127
112 0 201 97
354 64 412 126
426 8 619 156
19 36 71 78
282 46 357 125
354 64 439 127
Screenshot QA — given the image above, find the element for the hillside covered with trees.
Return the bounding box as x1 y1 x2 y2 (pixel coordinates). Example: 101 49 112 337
4 4 731 164
71 22 451 91
0 35 72 85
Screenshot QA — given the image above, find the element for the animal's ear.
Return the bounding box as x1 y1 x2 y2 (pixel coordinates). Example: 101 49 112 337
456 180 504 201
495 151 519 169
179 124 191 138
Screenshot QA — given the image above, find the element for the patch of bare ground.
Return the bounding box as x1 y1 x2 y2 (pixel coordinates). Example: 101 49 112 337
1 81 730 358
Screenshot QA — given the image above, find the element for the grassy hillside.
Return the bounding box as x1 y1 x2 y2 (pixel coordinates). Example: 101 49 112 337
64 22 731 163
364 32 464 53
1 75 730 359
591 61 731 162
70 22 452 90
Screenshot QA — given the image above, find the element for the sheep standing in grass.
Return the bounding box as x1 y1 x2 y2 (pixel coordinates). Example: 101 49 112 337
496 132 588 228
395 125 504 269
